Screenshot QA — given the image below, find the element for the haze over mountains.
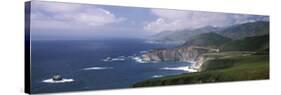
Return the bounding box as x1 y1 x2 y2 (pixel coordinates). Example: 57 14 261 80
147 21 269 45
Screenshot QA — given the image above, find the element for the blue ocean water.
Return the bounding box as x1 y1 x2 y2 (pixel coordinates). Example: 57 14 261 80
31 39 192 93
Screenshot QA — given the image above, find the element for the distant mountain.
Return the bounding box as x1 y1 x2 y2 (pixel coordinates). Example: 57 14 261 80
147 21 269 44
221 34 269 51
217 21 269 40
147 26 220 44
182 32 232 48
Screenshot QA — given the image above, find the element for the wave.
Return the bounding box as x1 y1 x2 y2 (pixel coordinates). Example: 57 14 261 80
111 58 125 61
102 56 126 62
102 55 148 63
160 66 198 72
132 56 147 63
102 57 111 62
82 67 113 70
42 78 74 83
152 75 163 78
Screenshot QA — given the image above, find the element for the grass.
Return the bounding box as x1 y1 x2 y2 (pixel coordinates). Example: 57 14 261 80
221 34 269 51
132 52 269 87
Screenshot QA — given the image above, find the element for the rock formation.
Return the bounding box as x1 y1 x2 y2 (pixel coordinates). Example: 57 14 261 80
142 46 219 71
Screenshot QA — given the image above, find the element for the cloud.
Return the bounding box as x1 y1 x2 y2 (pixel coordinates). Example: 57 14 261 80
30 1 125 30
144 9 269 32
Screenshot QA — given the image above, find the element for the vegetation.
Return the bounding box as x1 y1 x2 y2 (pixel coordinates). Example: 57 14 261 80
221 34 269 51
148 26 220 44
132 53 269 87
218 21 269 40
182 32 232 48
134 21 270 88
148 21 269 44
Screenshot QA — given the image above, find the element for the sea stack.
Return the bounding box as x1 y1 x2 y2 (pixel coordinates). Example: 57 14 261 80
52 75 63 81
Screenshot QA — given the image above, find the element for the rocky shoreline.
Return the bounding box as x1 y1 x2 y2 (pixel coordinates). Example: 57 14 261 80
141 46 219 72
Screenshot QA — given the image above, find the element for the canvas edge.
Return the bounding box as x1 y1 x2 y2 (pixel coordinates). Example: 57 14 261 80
24 1 31 94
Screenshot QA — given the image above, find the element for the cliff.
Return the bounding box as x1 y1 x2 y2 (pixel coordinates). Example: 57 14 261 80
142 46 219 71
141 32 269 72
142 32 229 71
132 22 269 87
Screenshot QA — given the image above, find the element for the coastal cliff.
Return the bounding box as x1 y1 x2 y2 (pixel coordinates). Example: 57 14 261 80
132 22 269 87
141 32 229 71
142 46 219 71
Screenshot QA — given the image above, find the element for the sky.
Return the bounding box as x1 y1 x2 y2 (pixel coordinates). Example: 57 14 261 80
29 1 269 40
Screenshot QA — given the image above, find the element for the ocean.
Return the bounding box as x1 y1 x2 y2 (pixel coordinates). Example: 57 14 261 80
30 39 192 93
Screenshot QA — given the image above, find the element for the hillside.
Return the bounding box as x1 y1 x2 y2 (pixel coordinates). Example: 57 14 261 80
147 21 269 44
142 32 230 63
136 21 270 87
133 53 269 87
147 26 220 44
217 21 269 40
221 34 269 51
137 32 269 87
182 32 232 48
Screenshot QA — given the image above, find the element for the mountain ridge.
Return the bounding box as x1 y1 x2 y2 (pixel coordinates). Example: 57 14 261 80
147 21 269 44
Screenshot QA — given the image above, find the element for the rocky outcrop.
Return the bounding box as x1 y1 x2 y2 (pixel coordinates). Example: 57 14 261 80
191 55 217 72
142 46 219 71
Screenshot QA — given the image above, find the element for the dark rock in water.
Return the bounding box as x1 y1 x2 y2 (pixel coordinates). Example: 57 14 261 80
52 75 63 81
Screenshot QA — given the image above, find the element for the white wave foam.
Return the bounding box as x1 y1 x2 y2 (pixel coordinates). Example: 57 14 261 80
42 78 74 83
102 55 148 63
161 66 198 72
82 67 113 70
152 75 163 78
102 56 126 62
132 56 147 63
102 57 111 62
111 58 125 61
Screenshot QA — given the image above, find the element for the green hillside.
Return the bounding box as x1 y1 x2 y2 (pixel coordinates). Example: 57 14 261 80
132 53 269 87
221 34 269 51
218 21 269 40
136 21 270 88
182 32 232 48
147 21 269 44
148 26 220 44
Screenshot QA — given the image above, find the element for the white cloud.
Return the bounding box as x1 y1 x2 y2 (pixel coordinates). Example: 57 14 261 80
144 9 268 32
30 1 125 30
144 9 191 32
150 9 192 20
144 18 187 32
